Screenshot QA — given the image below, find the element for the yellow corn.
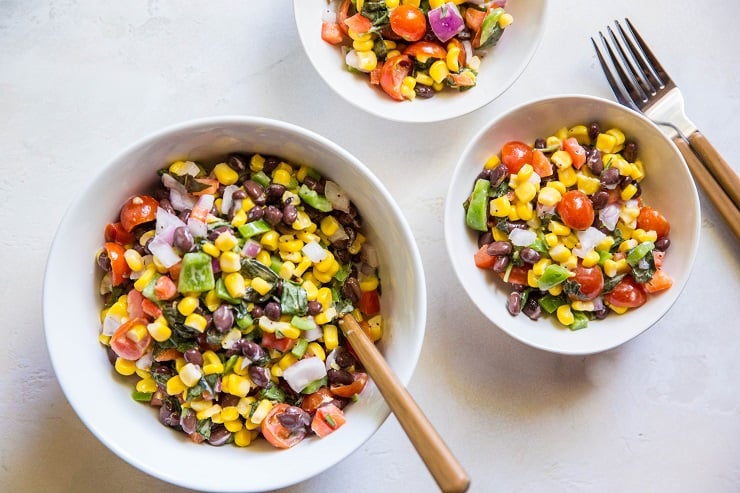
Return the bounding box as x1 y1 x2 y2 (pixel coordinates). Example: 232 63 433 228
548 220 571 237
166 375 188 396
224 272 246 299
224 418 243 433
147 319 171 342
536 186 560 207
179 362 203 387
595 236 615 252
549 244 571 263
484 155 501 170
568 125 591 145
196 404 222 421
123 249 144 272
229 208 246 228
136 376 157 393
631 159 645 181
446 44 461 72
302 279 318 300
233 428 252 447
359 275 379 292
609 304 630 315
279 237 303 254
596 133 618 153
548 284 563 296
400 76 416 100
319 216 340 238
427 0 444 7
532 258 551 276
560 254 578 270
606 128 626 146
201 350 224 375
202 242 220 258
278 353 298 371
554 127 569 141
620 183 638 201
278 325 301 340
557 166 578 187
545 136 562 149
317 287 333 309
572 300 595 312
218 251 241 274
348 233 365 255
305 342 326 361
249 399 273 425
527 269 539 288
133 265 157 292
177 295 199 316
516 201 534 221
544 233 559 247
278 261 295 280
223 374 251 398
490 196 512 217
323 324 339 351
251 277 272 296
634 229 658 243
556 304 575 326
546 181 567 195
498 12 514 28
213 163 239 185
214 232 237 251
415 72 434 86
429 60 449 84
515 181 537 203
248 154 264 171
314 307 336 325
356 49 378 71
577 174 602 195
353 34 375 50
562 233 579 249
582 250 601 268
271 168 291 187
619 238 639 252
256 250 272 266
184 313 207 333
258 230 278 251
402 0 420 6
114 357 137 376
603 259 619 277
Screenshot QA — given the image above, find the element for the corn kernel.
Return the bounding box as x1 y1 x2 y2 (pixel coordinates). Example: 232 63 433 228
548 284 563 296
348 233 365 255
184 313 207 333
492 227 508 242
606 128 626 145
548 221 571 236
550 150 573 169
133 265 157 292
631 159 645 181
359 275 379 292
582 250 601 268
490 196 512 217
429 60 449 83
202 350 224 375
544 233 559 247
538 186 561 207
415 72 434 86
178 295 199 316
619 238 639 252
218 251 241 274
620 183 638 201
527 269 539 288
259 230 279 251
532 258 552 276
202 242 220 258
560 254 578 270
147 319 171 342
402 0 420 6
549 244 571 263
554 127 569 141
224 374 251 398
115 357 137 376
557 304 575 326
136 376 157 393
179 362 203 387
498 12 514 28
357 49 378 71
608 303 629 314
302 279 318 300
596 133 618 153
562 233 579 249
596 236 615 251
279 237 303 254
166 375 187 395
317 287 333 309
568 124 591 145
251 277 272 296
278 261 295 280
234 428 252 447
323 324 339 350
249 399 274 425
256 250 272 266
603 259 619 277
516 201 534 221
196 404 222 421
224 272 246 299
515 181 537 203
545 136 562 149
572 300 595 312
386 49 401 59
123 249 144 272
577 175 602 195
151 255 169 274
484 155 501 170
635 229 658 243
546 180 567 195
213 163 239 185
557 166 578 187
305 342 326 361
277 325 301 340
446 45 461 72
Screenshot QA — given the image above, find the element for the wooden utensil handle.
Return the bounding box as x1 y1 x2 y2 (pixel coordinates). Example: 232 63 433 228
340 315 470 493
688 131 740 209
674 137 740 240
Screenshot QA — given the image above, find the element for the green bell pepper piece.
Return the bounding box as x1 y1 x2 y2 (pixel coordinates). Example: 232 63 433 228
238 219 272 239
465 178 491 232
178 252 215 293
479 8 505 49
298 184 332 212
537 264 572 291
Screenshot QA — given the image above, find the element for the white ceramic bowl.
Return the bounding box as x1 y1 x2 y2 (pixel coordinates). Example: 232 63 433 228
43 116 427 492
444 95 700 355
294 0 548 123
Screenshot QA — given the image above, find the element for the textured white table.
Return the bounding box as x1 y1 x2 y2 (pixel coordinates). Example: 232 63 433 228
2 1 739 492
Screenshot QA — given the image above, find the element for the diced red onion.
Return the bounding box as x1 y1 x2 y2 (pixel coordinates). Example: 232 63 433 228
325 349 339 371
161 174 196 211
599 204 620 231
428 3 465 43
102 313 122 336
187 217 208 238
156 208 186 241
242 239 262 258
462 39 473 61
509 228 537 247
593 296 605 312
211 257 221 274
136 351 153 370
345 50 366 73
361 243 379 269
303 325 323 342
302 240 327 263
324 181 350 213
537 203 556 217
220 185 239 218
282 357 327 393
149 235 182 268
328 223 349 244
573 227 607 258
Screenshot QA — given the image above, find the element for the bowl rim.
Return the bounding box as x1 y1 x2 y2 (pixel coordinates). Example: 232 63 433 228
443 93 701 355
43 115 428 491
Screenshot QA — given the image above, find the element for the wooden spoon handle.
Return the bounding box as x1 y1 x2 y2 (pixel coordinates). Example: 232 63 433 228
340 314 470 493
688 131 740 209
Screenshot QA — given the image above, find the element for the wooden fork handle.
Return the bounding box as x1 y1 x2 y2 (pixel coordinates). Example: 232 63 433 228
687 131 740 209
674 137 740 240
340 315 470 493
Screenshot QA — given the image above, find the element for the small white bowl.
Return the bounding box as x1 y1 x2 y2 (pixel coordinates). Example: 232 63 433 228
43 116 427 492
294 0 548 123
444 95 701 355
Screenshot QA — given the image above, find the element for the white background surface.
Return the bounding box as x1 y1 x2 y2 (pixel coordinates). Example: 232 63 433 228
2 1 739 492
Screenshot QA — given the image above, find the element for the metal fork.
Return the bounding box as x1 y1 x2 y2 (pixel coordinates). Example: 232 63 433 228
593 19 740 238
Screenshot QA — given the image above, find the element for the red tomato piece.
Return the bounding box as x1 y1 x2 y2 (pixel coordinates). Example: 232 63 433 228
562 137 587 169
501 141 533 176
403 41 447 59
311 403 347 438
261 332 296 353
154 275 178 301
637 206 671 239
103 242 131 286
473 244 496 269
127 288 147 319
358 289 380 316
464 7 486 33
262 403 308 449
531 149 553 177
104 222 136 245
141 298 162 320
569 264 604 301
120 195 159 232
389 5 426 42
321 21 345 45
110 317 152 361
343 12 372 34
330 372 368 398
301 387 335 414
192 177 219 197
644 269 673 293
380 54 412 101
497 265 530 286
604 275 647 308
336 0 352 35
652 250 665 268
557 190 595 230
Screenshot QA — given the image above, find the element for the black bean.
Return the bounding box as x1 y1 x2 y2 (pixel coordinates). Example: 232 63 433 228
266 183 285 203
328 369 354 385
655 237 671 251
477 231 493 248
247 206 264 222
520 247 541 264
251 305 264 319
335 348 356 368
594 307 609 320
183 348 204 366
586 148 603 175
243 179 264 200
173 226 195 253
534 138 546 149
180 408 197 435
159 198 175 215
307 300 323 316
97 250 112 272
489 164 508 187
276 406 311 431
263 205 283 226
492 255 509 273
208 425 231 446
212 305 234 333
106 347 117 366
241 341 266 363
622 141 638 162
263 156 281 174
335 248 351 264
302 175 321 191
248 366 271 388
342 277 361 305
264 301 281 321
487 241 512 256
282 203 298 225
507 291 522 316
232 189 247 200
415 85 434 98
523 298 542 320
591 190 610 210
600 167 620 186
227 154 249 171
588 121 601 141
178 209 191 223
159 399 180 427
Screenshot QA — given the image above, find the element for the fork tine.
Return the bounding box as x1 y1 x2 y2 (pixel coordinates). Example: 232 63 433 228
609 23 656 97
622 18 671 89
599 29 648 106
591 36 638 111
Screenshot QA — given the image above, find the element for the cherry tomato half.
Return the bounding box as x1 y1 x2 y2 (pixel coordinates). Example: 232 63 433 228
637 206 670 239
569 264 604 301
604 275 647 308
501 141 533 176
301 387 335 414
403 41 447 60
311 403 347 438
103 241 131 286
557 190 595 230
389 5 426 42
120 195 159 232
261 403 308 449
110 317 152 361
104 222 136 245
358 289 380 316
380 55 412 101
330 372 368 398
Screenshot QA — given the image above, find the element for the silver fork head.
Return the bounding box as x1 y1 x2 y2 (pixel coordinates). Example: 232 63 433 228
592 18 675 111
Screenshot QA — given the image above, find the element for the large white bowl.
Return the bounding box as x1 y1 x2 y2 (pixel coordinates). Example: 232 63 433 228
294 0 548 123
444 95 701 355
43 116 427 492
